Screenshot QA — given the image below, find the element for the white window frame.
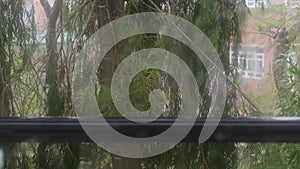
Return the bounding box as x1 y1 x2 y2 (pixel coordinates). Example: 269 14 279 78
284 0 300 8
230 47 265 79
246 0 266 8
246 0 256 8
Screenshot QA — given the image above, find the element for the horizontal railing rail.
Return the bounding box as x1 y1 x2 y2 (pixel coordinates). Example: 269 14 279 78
1 117 300 143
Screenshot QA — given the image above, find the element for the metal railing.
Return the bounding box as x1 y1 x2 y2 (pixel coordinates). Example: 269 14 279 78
1 117 300 143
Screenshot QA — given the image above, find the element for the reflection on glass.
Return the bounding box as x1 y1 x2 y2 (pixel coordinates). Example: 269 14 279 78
0 0 299 168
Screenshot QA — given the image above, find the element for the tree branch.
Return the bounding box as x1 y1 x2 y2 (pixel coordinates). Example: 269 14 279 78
51 0 62 23
247 31 276 39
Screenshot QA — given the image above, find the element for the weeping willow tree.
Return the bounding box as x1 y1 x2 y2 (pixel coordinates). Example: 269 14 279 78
0 0 35 118
35 0 81 169
0 0 249 168
138 1 246 168
88 0 248 168
58 0 248 168
0 0 38 168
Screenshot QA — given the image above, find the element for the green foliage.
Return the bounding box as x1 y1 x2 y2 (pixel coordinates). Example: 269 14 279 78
278 57 300 116
237 3 300 169
238 143 300 169
0 0 255 168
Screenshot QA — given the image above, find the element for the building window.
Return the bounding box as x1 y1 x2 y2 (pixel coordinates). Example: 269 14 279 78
285 0 300 8
246 0 265 8
230 47 264 79
246 0 256 8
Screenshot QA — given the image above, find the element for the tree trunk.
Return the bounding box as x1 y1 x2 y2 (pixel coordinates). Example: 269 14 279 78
0 3 11 118
38 1 80 169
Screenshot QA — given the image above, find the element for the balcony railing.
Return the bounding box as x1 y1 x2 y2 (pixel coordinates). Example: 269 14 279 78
1 117 300 143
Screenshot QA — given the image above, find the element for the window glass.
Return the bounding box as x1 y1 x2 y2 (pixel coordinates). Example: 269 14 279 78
1 0 300 168
230 47 264 79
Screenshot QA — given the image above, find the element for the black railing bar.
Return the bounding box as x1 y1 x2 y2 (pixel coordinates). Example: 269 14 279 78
0 117 300 143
